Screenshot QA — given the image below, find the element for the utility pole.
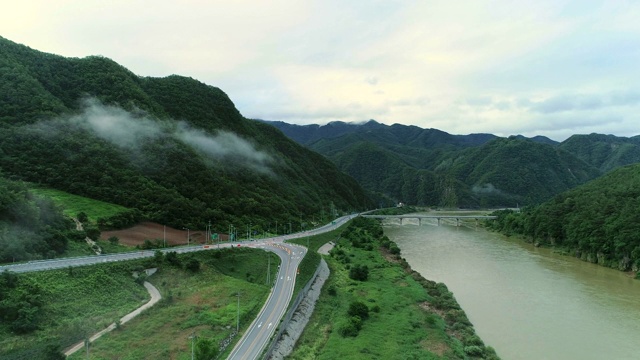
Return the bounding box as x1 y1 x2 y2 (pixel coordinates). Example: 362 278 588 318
183 228 190 246
189 332 196 360
266 253 271 285
236 292 240 332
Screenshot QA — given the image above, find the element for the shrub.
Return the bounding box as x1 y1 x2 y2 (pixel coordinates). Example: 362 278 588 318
165 251 181 267
186 258 201 272
389 244 401 255
327 285 337 296
339 316 362 337
76 212 88 223
347 301 369 320
348 264 369 281
463 345 484 357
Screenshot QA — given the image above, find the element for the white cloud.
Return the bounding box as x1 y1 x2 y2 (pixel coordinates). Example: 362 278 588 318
2 0 639 141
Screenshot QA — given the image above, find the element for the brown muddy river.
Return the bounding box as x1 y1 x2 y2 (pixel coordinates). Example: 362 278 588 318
383 213 640 360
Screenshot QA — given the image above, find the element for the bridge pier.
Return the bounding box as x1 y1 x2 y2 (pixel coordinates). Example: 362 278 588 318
418 218 421 226
456 218 460 227
437 218 440 226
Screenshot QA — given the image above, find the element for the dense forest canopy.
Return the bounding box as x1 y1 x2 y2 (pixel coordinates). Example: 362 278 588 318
267 120 640 208
0 36 373 236
0 176 77 262
487 163 640 272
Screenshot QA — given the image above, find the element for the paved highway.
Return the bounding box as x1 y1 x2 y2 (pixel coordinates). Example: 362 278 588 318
227 214 354 359
0 242 235 273
227 241 305 360
0 214 355 359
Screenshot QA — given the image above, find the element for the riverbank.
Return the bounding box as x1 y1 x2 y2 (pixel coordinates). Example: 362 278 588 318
388 222 640 360
286 217 499 359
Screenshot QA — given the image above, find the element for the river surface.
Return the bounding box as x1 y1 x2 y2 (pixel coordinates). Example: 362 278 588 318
383 214 640 360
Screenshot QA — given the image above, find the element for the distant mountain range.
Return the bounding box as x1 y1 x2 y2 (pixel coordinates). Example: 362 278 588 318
262 120 640 207
2 33 638 219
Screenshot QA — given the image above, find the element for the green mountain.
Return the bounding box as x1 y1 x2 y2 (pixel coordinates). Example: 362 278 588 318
441 137 601 206
265 119 599 207
488 163 640 272
0 36 373 234
559 133 640 172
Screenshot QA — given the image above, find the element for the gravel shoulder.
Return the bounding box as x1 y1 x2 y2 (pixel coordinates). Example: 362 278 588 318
269 241 335 359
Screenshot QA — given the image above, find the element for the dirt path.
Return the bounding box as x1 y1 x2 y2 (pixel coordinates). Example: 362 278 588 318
64 277 162 357
317 241 335 255
72 218 102 255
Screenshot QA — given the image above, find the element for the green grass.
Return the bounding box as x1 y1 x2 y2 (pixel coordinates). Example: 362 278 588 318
0 261 150 358
289 244 451 359
1 248 280 359
287 219 499 360
66 249 280 360
287 224 346 296
29 187 130 222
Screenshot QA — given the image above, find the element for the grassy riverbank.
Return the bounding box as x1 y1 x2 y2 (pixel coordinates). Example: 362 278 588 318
288 217 499 359
1 248 279 359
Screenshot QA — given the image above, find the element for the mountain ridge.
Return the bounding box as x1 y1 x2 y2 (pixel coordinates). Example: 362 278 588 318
0 36 373 233
263 120 638 207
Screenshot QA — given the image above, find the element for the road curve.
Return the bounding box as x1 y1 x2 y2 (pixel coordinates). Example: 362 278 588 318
227 214 354 360
0 214 356 359
227 242 306 360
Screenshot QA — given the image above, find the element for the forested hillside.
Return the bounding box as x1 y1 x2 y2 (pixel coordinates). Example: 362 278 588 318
487 163 640 272
0 36 373 235
559 133 640 172
0 176 78 263
441 137 601 206
267 119 600 207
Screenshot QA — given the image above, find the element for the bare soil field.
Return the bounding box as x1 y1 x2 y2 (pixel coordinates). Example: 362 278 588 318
100 222 211 247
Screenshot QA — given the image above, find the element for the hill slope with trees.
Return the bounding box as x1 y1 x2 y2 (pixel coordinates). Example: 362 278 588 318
0 176 78 263
487 163 640 273
0 36 373 237
559 133 640 172
265 120 603 207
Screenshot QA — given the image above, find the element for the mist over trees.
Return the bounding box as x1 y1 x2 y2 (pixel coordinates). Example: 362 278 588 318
0 36 373 236
0 176 77 262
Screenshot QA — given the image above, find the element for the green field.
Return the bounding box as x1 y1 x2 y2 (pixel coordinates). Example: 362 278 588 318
1 248 280 360
288 224 345 296
29 187 130 222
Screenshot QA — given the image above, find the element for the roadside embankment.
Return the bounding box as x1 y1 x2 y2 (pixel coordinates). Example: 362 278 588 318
269 259 330 359
285 217 500 359
64 270 161 356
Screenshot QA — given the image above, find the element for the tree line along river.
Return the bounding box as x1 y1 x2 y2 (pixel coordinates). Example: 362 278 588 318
383 213 640 360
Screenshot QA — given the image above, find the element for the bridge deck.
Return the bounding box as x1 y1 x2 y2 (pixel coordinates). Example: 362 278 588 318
362 215 496 219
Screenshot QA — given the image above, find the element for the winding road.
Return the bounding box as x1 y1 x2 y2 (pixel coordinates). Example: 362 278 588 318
0 215 355 359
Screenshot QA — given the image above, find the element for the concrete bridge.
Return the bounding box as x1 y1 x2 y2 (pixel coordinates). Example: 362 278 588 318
361 214 496 226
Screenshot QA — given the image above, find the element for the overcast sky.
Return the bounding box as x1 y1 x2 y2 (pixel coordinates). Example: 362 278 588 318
2 1 639 141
